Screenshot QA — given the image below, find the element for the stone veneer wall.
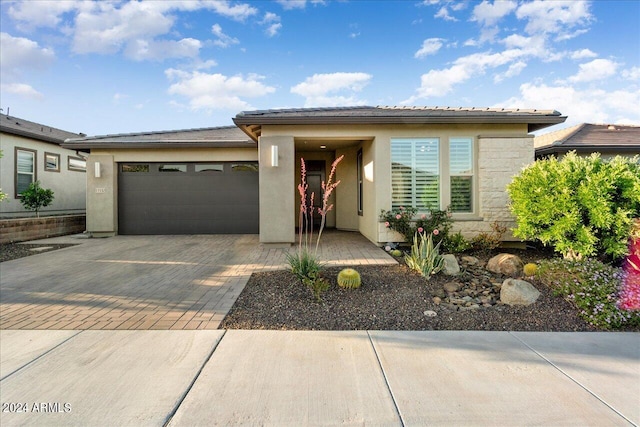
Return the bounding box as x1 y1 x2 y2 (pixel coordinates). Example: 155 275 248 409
0 215 86 244
455 135 534 240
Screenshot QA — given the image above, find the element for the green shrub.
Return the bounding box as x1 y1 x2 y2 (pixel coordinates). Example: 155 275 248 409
405 231 444 279
302 271 330 303
380 205 453 248
337 268 362 289
390 249 403 257
536 258 640 329
19 181 54 217
286 248 321 282
445 231 471 253
507 152 640 260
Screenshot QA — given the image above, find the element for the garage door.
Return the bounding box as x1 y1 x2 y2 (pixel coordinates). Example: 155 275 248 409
118 162 259 235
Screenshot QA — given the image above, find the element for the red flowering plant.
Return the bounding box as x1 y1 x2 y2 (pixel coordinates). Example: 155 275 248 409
619 219 640 311
287 155 344 302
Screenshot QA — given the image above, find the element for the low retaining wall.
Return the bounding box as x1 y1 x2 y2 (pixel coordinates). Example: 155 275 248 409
0 215 86 244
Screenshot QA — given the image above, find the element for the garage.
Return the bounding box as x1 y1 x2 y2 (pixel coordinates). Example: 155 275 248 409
118 162 259 235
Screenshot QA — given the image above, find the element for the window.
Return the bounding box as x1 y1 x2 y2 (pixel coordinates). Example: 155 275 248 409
122 164 149 173
45 152 60 172
15 148 36 197
357 149 363 216
68 156 86 172
450 138 473 213
196 164 224 172
391 138 439 210
159 164 186 172
232 163 259 172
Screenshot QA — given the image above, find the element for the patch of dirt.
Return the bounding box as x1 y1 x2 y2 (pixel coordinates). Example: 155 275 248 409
0 243 77 262
220 249 622 332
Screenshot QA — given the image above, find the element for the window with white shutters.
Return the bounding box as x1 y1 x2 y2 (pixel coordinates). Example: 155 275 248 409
391 138 439 211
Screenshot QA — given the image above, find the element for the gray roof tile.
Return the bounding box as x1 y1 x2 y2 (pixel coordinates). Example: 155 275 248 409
0 114 84 145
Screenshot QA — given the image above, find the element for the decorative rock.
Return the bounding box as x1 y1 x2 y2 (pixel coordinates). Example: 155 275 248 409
442 254 461 276
500 278 541 306
461 255 480 265
432 296 442 305
433 288 446 298
487 254 524 277
424 310 437 317
443 282 461 293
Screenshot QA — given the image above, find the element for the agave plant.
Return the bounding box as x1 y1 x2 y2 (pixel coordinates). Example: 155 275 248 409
405 231 444 279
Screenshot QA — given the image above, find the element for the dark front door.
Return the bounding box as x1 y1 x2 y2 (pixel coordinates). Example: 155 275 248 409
305 160 325 227
118 162 259 235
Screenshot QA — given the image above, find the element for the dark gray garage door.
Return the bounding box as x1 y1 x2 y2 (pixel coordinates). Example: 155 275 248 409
118 162 259 235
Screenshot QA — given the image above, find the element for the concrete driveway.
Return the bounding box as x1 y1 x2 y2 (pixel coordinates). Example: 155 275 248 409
0 233 394 330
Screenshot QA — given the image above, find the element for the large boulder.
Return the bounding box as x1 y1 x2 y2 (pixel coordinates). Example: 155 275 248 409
442 254 460 275
500 278 540 306
487 253 524 277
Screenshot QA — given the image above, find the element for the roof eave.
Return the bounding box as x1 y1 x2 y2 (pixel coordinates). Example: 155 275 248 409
1 126 65 145
61 141 257 150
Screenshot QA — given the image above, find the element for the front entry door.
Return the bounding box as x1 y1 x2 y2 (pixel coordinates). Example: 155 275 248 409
305 160 325 228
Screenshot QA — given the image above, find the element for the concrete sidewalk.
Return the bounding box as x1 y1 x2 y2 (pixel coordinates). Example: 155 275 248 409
1 330 638 426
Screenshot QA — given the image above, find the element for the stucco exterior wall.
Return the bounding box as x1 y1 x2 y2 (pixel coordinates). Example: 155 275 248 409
260 123 529 245
0 132 86 218
258 136 295 243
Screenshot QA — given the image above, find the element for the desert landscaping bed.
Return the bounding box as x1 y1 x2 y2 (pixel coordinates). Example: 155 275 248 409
221 249 639 332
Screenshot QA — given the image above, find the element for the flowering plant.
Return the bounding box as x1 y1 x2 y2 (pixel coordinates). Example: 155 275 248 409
287 155 344 301
380 205 453 248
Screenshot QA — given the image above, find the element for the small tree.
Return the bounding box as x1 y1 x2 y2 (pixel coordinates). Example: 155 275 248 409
507 152 640 260
20 181 54 217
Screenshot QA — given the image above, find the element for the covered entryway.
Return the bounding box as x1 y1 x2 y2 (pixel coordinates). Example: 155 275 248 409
118 162 258 235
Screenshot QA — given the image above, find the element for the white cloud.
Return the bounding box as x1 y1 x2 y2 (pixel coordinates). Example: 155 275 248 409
435 6 457 22
496 82 640 126
404 49 525 102
622 67 640 81
206 0 258 21
124 38 202 61
291 72 372 107
8 0 78 29
471 0 517 26
568 58 619 83
494 60 527 83
211 24 240 48
276 0 326 9
166 69 275 111
415 38 445 59
262 12 282 37
0 33 55 79
571 49 597 60
516 0 592 37
0 83 44 100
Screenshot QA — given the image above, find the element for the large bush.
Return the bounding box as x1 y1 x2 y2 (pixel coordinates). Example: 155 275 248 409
507 152 640 260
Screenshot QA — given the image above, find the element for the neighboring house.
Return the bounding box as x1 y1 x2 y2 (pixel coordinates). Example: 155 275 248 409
63 106 565 245
0 114 87 218
535 123 640 159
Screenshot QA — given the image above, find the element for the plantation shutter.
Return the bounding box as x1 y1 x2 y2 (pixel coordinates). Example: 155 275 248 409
449 138 473 212
391 138 439 210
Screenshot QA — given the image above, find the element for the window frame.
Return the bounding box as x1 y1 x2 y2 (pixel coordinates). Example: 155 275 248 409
448 137 475 214
44 152 60 172
68 156 86 172
15 147 37 198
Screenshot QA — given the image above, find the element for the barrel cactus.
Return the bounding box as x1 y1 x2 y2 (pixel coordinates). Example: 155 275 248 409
337 268 362 289
390 249 402 257
523 263 538 276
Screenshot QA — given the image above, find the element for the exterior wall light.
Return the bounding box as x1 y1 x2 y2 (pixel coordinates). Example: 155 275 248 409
271 145 278 167
94 162 101 178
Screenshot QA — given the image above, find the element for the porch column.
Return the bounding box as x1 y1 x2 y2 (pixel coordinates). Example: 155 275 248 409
258 136 295 243
86 154 117 237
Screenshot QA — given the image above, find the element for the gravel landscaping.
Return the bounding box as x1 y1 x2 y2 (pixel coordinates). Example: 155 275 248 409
221 249 637 332
0 243 77 262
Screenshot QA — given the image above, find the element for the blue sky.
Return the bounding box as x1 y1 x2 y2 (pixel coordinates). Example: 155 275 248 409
1 0 638 136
